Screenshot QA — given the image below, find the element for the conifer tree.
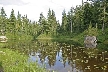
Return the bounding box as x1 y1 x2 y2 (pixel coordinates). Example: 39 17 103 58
16 11 22 33
61 9 68 34
9 9 16 34
0 7 7 35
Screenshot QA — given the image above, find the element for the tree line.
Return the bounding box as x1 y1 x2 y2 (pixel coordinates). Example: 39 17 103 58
0 0 108 39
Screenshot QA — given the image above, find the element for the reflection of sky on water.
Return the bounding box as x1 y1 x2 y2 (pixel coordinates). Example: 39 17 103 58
46 49 68 71
29 48 82 72
6 40 108 72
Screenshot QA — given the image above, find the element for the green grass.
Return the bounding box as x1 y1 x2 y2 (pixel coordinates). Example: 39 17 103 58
96 29 108 44
71 28 108 44
71 32 85 44
5 33 33 41
36 28 108 45
36 33 53 39
0 48 46 72
103 40 108 44
55 35 72 39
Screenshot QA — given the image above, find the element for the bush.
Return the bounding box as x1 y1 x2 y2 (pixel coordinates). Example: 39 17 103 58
84 24 98 36
0 48 46 72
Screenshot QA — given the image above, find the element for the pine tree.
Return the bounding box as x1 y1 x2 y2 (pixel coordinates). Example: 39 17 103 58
16 11 22 33
0 7 7 35
9 9 16 34
61 9 68 34
47 8 52 35
83 3 92 30
21 15 29 34
38 12 47 34
51 10 58 36
67 7 75 33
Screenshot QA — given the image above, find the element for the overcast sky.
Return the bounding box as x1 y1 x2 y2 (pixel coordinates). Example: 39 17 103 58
0 0 87 23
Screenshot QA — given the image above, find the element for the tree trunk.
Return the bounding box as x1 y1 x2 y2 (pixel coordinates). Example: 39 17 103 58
71 20 72 33
102 1 105 32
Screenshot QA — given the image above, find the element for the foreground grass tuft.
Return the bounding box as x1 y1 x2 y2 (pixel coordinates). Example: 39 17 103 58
0 48 46 72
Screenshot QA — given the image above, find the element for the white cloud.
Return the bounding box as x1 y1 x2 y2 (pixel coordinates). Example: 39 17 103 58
0 4 3 8
0 0 87 23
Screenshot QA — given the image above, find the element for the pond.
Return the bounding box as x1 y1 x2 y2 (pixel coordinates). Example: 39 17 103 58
2 39 108 72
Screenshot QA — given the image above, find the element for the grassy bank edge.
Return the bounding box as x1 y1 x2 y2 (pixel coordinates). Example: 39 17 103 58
36 31 108 45
0 48 46 72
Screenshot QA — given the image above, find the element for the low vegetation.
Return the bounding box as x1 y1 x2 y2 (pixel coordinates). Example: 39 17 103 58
0 48 46 72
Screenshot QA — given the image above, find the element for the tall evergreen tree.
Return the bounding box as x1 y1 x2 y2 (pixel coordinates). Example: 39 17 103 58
47 8 53 35
47 9 58 36
50 10 58 36
21 15 29 34
73 5 84 32
67 7 75 33
0 7 7 35
16 11 22 33
9 9 16 34
61 9 68 34
83 2 92 29
38 12 47 34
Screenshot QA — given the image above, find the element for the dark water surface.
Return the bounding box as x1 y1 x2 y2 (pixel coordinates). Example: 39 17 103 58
3 39 108 72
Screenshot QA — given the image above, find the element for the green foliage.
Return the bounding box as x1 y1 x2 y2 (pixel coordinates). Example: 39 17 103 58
61 9 68 32
0 0 108 42
6 33 33 40
0 61 2 67
72 32 85 44
1 3 108 71
37 33 52 39
0 48 46 72
84 24 98 36
0 7 7 35
97 28 108 42
47 9 58 36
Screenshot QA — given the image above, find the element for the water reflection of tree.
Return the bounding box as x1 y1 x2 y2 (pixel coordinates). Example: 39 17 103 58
59 42 108 72
37 41 108 72
37 40 59 67
6 40 108 72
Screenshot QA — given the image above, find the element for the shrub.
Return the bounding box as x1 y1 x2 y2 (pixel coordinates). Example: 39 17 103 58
84 24 98 36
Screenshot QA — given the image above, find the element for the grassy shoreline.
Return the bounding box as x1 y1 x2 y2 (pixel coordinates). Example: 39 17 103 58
36 32 108 45
0 47 46 72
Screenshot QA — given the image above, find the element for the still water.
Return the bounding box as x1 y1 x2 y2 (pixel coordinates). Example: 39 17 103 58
4 39 108 72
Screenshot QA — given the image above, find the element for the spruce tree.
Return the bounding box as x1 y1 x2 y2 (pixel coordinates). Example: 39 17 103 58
61 9 68 34
9 9 16 34
0 7 7 35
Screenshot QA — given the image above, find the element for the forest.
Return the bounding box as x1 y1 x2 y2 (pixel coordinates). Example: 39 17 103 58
0 0 108 43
